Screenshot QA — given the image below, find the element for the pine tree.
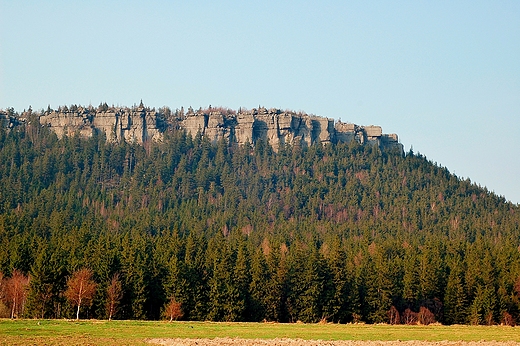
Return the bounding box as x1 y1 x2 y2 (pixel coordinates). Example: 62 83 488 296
249 248 268 321
26 245 68 318
363 242 393 323
444 258 467 324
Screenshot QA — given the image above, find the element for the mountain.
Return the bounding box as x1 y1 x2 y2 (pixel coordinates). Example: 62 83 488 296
0 104 519 325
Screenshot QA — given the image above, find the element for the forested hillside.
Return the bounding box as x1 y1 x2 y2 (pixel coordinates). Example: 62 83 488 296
0 114 519 325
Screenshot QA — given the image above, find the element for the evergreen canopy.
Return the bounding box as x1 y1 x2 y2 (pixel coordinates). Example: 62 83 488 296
0 113 519 324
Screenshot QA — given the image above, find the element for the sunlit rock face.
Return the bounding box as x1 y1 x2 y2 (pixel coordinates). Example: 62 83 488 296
39 105 165 144
180 107 402 152
35 105 402 152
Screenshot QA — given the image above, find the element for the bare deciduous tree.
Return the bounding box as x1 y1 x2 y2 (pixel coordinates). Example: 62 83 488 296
418 306 436 325
0 272 4 300
387 305 401 325
5 270 30 318
514 276 520 297
65 268 97 320
502 311 515 326
106 273 122 320
163 297 183 322
402 308 418 325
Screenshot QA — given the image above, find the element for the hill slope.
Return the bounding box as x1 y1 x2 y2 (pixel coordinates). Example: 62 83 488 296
0 108 519 324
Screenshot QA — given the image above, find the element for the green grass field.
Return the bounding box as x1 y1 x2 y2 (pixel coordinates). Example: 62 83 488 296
1 319 519 345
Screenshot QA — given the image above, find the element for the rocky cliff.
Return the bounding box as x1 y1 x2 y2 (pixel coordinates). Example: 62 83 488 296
3 104 402 151
38 104 166 143
180 106 402 152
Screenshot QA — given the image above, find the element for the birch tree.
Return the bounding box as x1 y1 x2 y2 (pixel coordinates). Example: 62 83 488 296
65 268 97 320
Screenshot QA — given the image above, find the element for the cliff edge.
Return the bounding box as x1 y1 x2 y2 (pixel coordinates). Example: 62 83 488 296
3 104 402 152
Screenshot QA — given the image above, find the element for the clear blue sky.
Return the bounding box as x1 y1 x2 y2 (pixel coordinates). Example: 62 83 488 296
1 1 519 204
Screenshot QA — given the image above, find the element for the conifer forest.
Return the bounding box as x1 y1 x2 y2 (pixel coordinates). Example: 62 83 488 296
0 111 519 325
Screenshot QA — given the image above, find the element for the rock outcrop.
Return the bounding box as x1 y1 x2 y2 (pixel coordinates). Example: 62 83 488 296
0 109 26 129
3 104 402 152
180 107 402 152
38 104 166 143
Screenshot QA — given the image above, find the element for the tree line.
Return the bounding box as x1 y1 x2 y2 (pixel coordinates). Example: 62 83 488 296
0 111 519 324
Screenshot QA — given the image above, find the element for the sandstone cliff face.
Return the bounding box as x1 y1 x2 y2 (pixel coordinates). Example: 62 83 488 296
24 105 402 151
181 107 402 152
39 105 165 144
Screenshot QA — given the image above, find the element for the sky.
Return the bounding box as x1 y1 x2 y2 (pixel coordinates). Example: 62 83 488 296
1 1 519 204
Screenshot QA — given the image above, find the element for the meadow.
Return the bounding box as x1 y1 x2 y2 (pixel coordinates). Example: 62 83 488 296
1 320 520 346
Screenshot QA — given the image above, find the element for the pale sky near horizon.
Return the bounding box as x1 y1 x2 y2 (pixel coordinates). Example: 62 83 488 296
1 1 519 204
